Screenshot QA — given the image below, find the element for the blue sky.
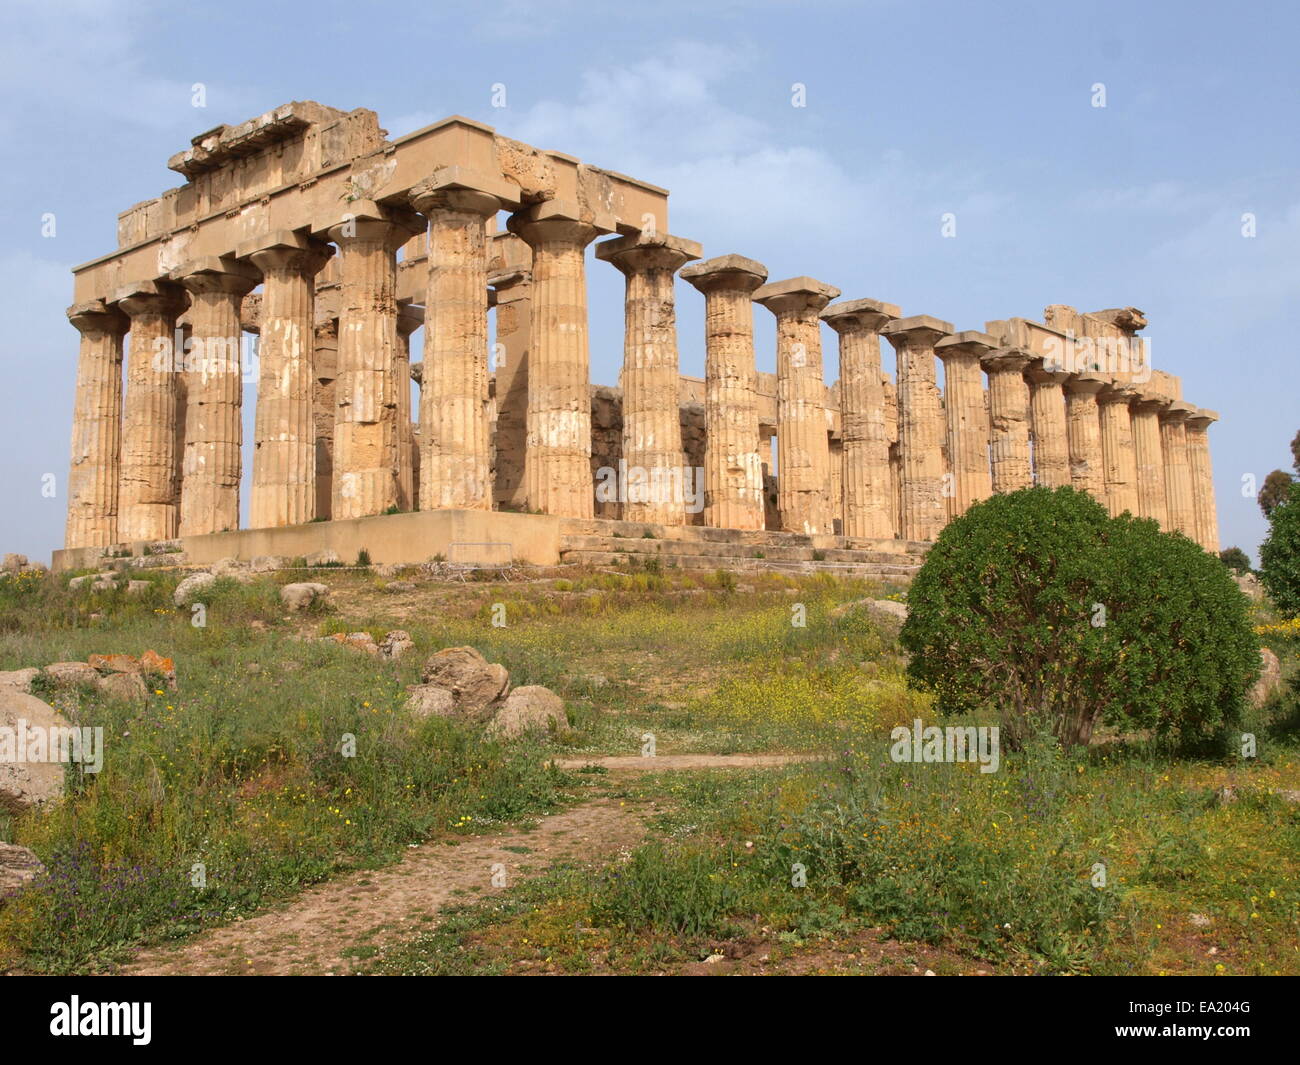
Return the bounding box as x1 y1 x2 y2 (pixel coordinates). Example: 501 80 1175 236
2 0 1296 562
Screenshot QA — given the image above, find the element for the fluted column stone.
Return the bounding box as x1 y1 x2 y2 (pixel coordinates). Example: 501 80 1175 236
490 269 532 511
881 316 953 541
1064 373 1107 501
1026 361 1072 489
1185 408 1221 552
754 277 841 535
395 303 424 512
65 301 128 548
934 331 995 518
681 255 768 531
1097 384 1140 517
1130 392 1171 528
981 349 1033 495
597 230 702 525
1160 401 1197 537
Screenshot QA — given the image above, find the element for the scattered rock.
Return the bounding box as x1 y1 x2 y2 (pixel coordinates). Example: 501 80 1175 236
174 571 217 607
251 555 286 573
281 582 329 611
420 647 510 720
1234 572 1264 602
486 685 569 740
0 668 38 693
831 598 908 622
305 549 339 567
2 554 28 573
0 688 69 811
42 661 100 688
125 580 151 597
405 685 456 720
68 575 94 590
1189 913 1213 928
379 630 414 661
1250 648 1283 708
96 672 148 704
87 653 140 675
383 580 417 594
0 842 45 896
211 557 251 577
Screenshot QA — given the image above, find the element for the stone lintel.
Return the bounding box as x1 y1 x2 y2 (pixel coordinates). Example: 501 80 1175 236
397 303 425 336
1085 306 1148 334
679 254 768 292
980 347 1033 373
1064 373 1108 395
821 297 902 332
410 165 523 213
935 330 997 358
488 268 530 293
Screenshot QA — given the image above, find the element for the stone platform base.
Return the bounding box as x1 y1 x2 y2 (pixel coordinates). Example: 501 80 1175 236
53 510 929 582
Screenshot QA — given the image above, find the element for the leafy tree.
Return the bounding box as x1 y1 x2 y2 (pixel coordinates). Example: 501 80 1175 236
1218 546 1252 575
1260 489 1300 617
901 487 1259 750
1260 470 1294 518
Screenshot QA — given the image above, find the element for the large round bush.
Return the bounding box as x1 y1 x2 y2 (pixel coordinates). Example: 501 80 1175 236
1260 485 1300 617
899 486 1260 750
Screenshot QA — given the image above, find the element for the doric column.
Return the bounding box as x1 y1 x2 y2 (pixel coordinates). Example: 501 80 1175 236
411 174 520 511
395 303 424 511
243 233 332 529
1160 400 1197 537
884 376 901 538
821 299 899 538
1185 408 1221 552
934 331 995 518
312 317 338 521
65 301 128 549
980 348 1033 495
325 202 423 520
1026 360 1072 489
506 203 615 517
115 281 186 542
754 277 842 535
681 255 768 531
1064 373 1106 501
173 257 259 536
1097 384 1140 517
881 315 953 541
597 231 702 525
490 269 532 511
1130 391 1171 528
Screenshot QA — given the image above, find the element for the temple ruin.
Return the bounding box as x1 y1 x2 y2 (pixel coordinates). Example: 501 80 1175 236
55 102 1221 574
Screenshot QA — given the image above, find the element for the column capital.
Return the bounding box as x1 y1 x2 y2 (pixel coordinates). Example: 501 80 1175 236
506 199 616 247
489 267 531 296
821 297 901 334
318 199 424 248
170 255 261 297
397 303 425 338
1064 372 1108 396
935 330 997 360
680 254 767 294
67 299 127 336
980 347 1033 374
409 166 523 217
110 279 186 318
881 314 953 349
1159 400 1196 425
1025 357 1072 386
1185 407 1219 430
594 231 702 276
238 230 334 275
753 276 841 317
1130 391 1172 416
1097 382 1138 406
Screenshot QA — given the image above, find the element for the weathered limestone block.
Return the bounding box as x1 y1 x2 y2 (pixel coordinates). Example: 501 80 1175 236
506 202 615 517
1160 401 1197 537
934 331 995 518
115 281 186 542
1130 391 1171 528
1064 373 1107 501
681 255 769 532
882 316 952 541
980 349 1033 495
755 277 841 535
313 317 338 520
1097 383 1140 517
1185 408 1221 552
243 232 333 529
1026 360 1072 489
490 268 532 511
173 257 259 536
326 203 423 520
65 301 128 549
395 303 423 511
597 230 702 525
412 173 520 512
883 376 902 537
824 299 901 538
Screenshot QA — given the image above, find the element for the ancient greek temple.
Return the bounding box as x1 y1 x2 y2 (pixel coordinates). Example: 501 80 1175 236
58 101 1221 571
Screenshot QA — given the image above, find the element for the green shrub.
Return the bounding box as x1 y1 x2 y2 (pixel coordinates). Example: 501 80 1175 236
1260 486 1300 617
1219 546 1252 575
590 843 740 939
900 487 1259 749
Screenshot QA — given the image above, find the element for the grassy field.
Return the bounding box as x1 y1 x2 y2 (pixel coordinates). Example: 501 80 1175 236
1 561 1296 975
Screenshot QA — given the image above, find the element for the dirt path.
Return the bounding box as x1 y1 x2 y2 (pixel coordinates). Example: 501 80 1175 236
551 753 817 771
122 798 646 976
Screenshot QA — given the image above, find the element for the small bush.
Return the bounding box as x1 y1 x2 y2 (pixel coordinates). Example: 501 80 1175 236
1260 486 1300 617
590 843 740 939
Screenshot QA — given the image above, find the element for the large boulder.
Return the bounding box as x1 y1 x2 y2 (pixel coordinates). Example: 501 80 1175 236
173 571 217 607
42 661 99 688
405 684 456 720
281 582 329 611
0 688 69 812
420 647 509 720
96 672 148 704
1250 648 1284 708
0 842 45 897
0 668 38 693
486 686 570 740
379 630 415 661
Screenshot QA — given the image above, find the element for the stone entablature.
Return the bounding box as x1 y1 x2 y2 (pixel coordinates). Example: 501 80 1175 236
62 102 1223 557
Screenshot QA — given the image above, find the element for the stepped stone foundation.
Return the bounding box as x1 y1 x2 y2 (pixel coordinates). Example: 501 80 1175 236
56 102 1224 574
